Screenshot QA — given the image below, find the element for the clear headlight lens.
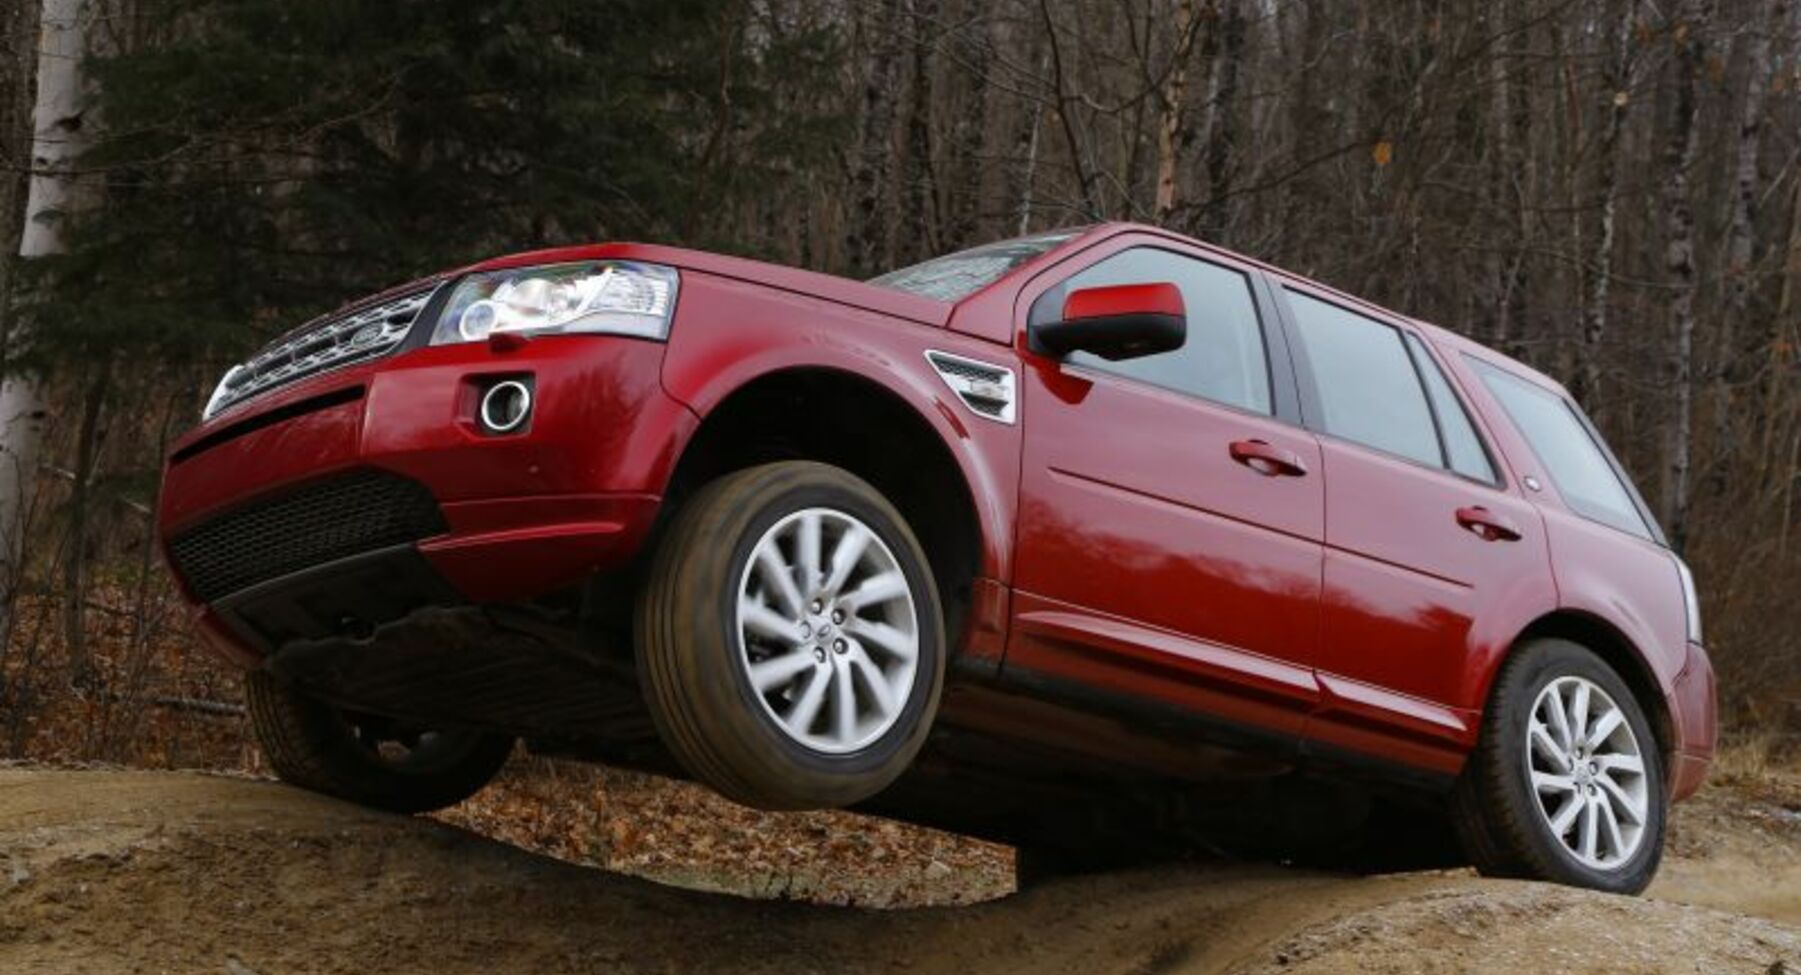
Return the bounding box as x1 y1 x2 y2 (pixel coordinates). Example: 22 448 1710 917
430 261 678 346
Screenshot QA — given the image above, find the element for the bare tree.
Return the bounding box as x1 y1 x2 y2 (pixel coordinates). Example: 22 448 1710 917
845 0 908 276
1659 0 1709 550
1577 0 1642 410
3 0 94 625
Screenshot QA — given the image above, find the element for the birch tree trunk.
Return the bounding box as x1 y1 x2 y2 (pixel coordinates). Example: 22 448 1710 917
1659 1 1707 551
1577 0 1639 410
2 0 91 611
1154 0 1200 223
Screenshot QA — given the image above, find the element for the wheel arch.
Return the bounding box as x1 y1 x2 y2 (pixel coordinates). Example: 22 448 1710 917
1496 610 1675 762
659 364 996 650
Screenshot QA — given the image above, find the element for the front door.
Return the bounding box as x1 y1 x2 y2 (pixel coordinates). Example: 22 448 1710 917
1007 238 1325 738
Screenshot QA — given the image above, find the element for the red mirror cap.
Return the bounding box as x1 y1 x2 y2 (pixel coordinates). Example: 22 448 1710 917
1062 282 1185 322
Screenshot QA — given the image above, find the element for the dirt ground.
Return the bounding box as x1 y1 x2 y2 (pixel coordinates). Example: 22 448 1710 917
0 765 1797 975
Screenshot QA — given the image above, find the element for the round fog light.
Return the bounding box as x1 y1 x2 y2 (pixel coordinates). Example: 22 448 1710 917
480 380 532 433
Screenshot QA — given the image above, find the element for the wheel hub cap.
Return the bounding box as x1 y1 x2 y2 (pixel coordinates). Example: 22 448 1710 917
735 507 920 755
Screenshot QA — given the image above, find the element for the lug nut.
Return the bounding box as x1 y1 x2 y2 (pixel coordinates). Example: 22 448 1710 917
813 647 827 663
831 609 845 624
833 638 848 654
800 621 813 638
810 599 825 614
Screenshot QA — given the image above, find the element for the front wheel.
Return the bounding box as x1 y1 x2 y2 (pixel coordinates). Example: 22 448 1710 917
636 461 946 810
246 671 515 813
1452 638 1666 894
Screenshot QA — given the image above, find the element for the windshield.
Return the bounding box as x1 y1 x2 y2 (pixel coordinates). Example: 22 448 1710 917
869 230 1084 301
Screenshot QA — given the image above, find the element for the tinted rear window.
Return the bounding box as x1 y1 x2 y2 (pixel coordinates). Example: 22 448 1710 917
1470 359 1652 539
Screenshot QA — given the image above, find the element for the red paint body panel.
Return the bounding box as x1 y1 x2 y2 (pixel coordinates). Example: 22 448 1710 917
157 226 1713 803
1062 282 1185 321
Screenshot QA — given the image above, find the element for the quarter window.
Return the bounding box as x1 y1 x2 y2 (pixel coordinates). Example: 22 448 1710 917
1405 334 1497 483
1469 359 1652 539
1286 291 1441 467
1048 248 1272 415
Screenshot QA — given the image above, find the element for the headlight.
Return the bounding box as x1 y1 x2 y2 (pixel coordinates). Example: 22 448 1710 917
430 261 679 346
1674 556 1702 645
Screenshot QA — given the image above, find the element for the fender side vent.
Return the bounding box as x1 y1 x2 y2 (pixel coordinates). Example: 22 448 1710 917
926 350 1016 424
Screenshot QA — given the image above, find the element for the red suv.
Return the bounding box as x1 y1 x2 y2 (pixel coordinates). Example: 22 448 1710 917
159 223 1715 893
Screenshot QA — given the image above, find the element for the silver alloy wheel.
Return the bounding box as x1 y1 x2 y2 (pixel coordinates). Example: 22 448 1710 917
1524 675 1650 870
735 507 920 755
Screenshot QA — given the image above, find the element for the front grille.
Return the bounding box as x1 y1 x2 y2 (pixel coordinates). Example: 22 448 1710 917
167 469 448 603
207 287 438 418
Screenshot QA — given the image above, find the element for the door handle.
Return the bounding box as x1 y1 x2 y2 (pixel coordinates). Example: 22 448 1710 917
1456 506 1522 542
1229 439 1308 477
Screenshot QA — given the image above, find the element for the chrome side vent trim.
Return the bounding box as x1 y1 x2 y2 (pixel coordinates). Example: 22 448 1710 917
926 350 1016 424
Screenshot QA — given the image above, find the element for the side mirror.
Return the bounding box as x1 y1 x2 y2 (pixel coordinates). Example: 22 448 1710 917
1032 283 1186 361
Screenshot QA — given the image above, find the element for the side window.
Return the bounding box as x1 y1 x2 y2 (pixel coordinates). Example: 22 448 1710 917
1050 248 1272 415
1469 359 1653 539
1405 334 1497 483
1285 291 1441 467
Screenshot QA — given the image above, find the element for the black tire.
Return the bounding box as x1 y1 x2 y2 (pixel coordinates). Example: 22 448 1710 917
1452 638 1667 894
246 671 514 814
636 461 946 811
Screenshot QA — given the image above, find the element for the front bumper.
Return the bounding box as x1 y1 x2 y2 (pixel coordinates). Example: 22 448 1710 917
160 334 695 662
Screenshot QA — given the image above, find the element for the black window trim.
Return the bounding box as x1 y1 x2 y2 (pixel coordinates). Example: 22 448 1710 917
1463 354 1668 547
1024 240 1302 425
1401 331 1504 488
1272 282 1507 489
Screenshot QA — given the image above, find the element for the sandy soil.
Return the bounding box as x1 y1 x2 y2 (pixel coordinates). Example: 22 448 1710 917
0 767 1797 974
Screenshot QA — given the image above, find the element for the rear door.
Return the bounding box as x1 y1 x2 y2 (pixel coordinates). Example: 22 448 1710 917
1274 282 1553 769
1007 236 1325 738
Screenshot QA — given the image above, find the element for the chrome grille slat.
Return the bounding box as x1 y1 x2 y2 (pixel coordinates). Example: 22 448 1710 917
207 288 437 418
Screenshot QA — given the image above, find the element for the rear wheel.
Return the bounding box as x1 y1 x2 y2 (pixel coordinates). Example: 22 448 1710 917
246 671 514 814
1452 638 1666 893
636 461 945 810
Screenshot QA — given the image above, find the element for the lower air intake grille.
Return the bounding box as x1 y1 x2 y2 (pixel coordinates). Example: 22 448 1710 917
168 469 447 603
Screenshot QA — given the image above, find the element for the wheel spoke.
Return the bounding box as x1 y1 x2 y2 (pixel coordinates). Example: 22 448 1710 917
748 650 816 693
784 666 831 737
1542 685 1574 752
821 524 870 597
831 661 857 745
742 600 800 645
754 547 806 619
1567 681 1592 747
841 570 908 611
847 644 897 716
1529 721 1572 773
797 511 824 594
1532 771 1577 795
845 618 917 662
1596 795 1625 862
1585 706 1625 750
1597 752 1644 776
1596 773 1645 827
1548 794 1583 836
1577 795 1599 860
